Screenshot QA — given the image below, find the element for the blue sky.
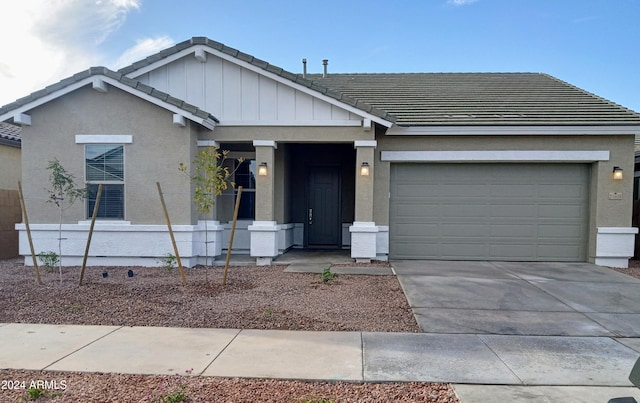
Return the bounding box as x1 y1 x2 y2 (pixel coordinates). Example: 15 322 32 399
1 0 639 113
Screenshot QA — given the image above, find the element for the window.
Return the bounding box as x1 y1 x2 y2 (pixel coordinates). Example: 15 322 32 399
86 144 124 219
235 159 256 219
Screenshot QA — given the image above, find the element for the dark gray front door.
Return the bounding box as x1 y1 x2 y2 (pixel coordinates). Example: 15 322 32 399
307 166 341 247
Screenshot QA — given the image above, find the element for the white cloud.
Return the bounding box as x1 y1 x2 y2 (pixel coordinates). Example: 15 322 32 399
0 0 141 107
113 36 175 69
447 0 478 6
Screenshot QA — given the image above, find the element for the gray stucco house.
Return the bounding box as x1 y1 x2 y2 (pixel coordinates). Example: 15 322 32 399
1 37 639 268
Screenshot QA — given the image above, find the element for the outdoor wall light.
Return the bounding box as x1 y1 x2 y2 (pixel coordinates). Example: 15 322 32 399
360 162 370 176
258 162 268 176
612 166 623 180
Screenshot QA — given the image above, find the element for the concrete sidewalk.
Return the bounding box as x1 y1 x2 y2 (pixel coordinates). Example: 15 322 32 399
2 323 640 402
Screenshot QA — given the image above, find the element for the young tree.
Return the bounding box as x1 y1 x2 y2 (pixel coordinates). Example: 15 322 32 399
179 147 243 282
46 158 88 284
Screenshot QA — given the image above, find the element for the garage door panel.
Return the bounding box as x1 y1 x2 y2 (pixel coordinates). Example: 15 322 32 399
537 224 584 238
443 204 489 218
489 244 535 259
394 223 441 236
490 204 537 218
390 163 589 261
395 203 442 218
538 204 584 219
539 184 585 198
441 184 488 197
490 184 537 197
490 224 536 237
537 245 582 260
442 223 486 237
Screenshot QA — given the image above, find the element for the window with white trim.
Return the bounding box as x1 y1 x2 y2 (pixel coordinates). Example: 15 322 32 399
85 144 124 219
235 159 256 219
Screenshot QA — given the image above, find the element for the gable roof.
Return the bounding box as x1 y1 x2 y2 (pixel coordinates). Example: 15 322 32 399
0 66 218 129
0 122 21 148
117 37 640 129
120 37 394 125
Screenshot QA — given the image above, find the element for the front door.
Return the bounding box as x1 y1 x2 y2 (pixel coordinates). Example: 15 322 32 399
307 166 341 247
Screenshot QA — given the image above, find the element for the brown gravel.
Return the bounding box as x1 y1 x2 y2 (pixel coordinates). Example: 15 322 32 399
613 259 640 280
0 257 458 402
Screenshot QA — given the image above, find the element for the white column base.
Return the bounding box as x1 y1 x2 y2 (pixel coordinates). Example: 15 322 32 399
595 227 638 268
248 221 280 266
349 221 378 263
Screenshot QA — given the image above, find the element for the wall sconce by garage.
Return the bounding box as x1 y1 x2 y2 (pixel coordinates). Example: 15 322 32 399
360 162 371 176
258 162 268 176
612 166 623 180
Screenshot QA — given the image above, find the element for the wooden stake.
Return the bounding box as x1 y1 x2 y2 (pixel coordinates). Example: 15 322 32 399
157 182 187 286
223 186 242 285
79 184 102 286
17 181 41 285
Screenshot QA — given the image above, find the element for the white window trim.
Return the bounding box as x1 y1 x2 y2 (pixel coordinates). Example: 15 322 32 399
76 134 133 144
85 144 126 220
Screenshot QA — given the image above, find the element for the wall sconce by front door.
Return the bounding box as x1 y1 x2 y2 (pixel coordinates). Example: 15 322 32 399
258 162 268 176
612 166 623 180
360 162 370 176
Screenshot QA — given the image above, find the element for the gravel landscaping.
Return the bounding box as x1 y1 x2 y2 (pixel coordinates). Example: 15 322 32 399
0 257 458 402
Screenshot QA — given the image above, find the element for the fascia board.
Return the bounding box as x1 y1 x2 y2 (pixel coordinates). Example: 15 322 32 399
0 75 215 130
381 150 611 163
0 80 88 123
386 125 640 136
98 76 216 130
126 45 393 128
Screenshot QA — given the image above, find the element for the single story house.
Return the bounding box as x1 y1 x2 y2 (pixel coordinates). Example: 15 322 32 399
1 37 639 268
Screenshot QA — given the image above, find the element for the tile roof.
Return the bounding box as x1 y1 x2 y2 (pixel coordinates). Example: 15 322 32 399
5 37 640 129
304 73 640 126
0 122 21 147
118 38 640 127
0 67 219 127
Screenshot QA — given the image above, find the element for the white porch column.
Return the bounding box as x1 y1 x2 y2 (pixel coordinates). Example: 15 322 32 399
350 140 378 262
249 140 279 265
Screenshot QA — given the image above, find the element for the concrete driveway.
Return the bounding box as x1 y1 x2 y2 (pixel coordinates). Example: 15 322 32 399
393 260 640 337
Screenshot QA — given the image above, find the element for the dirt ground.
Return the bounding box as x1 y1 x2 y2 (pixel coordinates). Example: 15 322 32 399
0 257 458 402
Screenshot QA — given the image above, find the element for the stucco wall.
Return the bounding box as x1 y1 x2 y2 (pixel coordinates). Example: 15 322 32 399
20 85 199 226
0 144 21 258
374 132 636 262
0 144 20 190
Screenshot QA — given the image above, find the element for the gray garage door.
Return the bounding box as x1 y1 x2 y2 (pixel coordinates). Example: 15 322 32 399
390 163 589 261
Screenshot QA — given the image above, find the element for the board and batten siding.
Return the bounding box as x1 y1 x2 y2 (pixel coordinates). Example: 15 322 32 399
136 55 360 124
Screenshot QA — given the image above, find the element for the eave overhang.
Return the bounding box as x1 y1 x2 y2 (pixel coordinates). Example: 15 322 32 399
385 125 640 136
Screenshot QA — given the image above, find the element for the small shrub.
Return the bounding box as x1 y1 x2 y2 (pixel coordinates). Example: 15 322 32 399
302 397 334 403
321 268 338 284
24 387 44 401
37 251 59 273
158 253 177 272
146 372 190 403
